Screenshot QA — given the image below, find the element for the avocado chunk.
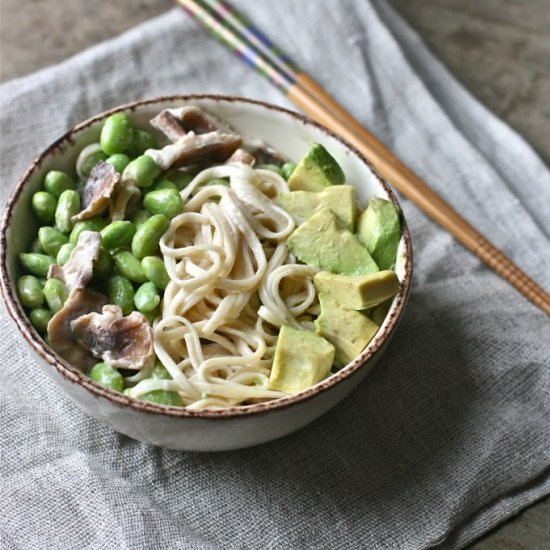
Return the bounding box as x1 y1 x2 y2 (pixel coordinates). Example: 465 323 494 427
315 293 379 365
288 143 345 192
278 185 357 231
287 208 379 275
268 325 335 394
368 298 393 326
356 198 401 270
314 270 400 310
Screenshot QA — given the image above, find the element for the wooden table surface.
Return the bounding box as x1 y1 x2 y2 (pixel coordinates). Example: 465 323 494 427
1 1 548 548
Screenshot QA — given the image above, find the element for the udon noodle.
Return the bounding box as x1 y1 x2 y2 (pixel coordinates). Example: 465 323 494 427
127 163 319 409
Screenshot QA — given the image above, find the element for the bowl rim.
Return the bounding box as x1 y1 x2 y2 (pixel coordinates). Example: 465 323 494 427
0 93 413 419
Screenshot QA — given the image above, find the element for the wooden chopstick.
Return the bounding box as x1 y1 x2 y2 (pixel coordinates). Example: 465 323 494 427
176 0 550 316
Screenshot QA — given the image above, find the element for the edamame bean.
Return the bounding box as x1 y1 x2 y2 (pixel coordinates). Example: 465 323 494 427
89 362 124 392
31 191 56 224
127 129 157 157
140 389 182 406
130 210 151 227
142 256 169 290
166 170 194 190
43 278 69 314
100 113 134 156
131 214 169 260
44 170 76 198
143 189 183 219
19 253 54 278
112 250 147 284
56 243 75 266
151 178 178 192
107 274 135 315
257 163 282 175
29 308 52 334
70 217 107 243
106 153 130 174
100 220 137 249
38 226 69 257
94 247 114 277
30 238 44 254
205 178 229 187
122 155 160 188
281 162 297 180
17 275 44 308
81 150 108 178
152 362 171 379
134 282 160 313
143 306 161 325
55 190 80 234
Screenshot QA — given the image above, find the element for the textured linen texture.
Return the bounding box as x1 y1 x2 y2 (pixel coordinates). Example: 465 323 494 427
1 1 549 548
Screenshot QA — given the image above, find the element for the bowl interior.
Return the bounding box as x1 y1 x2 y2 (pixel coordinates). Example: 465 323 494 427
1 95 412 416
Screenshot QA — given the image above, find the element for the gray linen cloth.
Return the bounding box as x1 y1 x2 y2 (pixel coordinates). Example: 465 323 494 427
1 1 549 548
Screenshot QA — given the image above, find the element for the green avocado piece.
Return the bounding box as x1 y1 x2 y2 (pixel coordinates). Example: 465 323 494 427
268 325 335 394
287 208 379 275
278 185 357 231
314 270 400 310
288 143 345 192
367 298 393 326
315 293 379 365
356 198 401 270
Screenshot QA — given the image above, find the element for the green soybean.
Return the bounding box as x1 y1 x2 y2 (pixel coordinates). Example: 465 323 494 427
19 253 54 278
142 256 169 290
55 190 80 234
165 170 194 190
29 308 52 334
100 113 134 156
106 153 130 174
144 189 183 219
70 217 107 243
134 282 160 314
127 129 157 157
281 162 297 180
131 209 151 227
140 389 182 406
31 191 57 224
17 275 44 308
94 247 114 277
100 220 137 249
123 155 160 188
152 362 171 379
151 178 178 192
43 278 69 314
143 306 161 325
30 238 44 254
38 226 69 257
204 178 230 187
107 274 135 315
89 362 124 392
257 163 282 175
56 243 75 266
132 214 169 260
81 150 108 178
44 170 76 198
112 250 147 284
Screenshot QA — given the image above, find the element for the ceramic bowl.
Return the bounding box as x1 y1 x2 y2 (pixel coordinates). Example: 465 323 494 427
0 95 412 451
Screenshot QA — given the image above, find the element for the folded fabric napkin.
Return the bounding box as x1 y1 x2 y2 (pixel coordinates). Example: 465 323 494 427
1 1 549 548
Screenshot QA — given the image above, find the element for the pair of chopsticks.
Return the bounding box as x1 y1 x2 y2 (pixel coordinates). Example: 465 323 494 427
176 0 550 316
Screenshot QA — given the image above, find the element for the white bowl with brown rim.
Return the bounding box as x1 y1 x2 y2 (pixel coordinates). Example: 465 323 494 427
0 95 413 451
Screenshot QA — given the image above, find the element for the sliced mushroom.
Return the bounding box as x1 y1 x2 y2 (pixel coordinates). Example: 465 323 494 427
48 231 100 290
145 131 242 170
72 305 154 371
243 138 287 165
150 105 231 142
72 161 120 222
226 148 256 166
47 288 108 370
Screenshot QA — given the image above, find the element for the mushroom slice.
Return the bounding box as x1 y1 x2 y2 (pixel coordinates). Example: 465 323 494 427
72 161 120 222
150 106 231 142
145 131 242 170
72 305 154 371
48 231 100 290
243 138 287 165
47 288 108 370
226 148 256 166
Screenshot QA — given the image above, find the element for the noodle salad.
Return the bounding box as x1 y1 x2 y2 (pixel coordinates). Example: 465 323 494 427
17 105 402 409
